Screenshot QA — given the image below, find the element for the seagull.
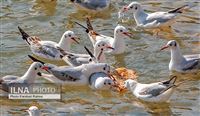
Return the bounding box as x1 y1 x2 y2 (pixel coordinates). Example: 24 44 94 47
18 26 80 60
28 55 111 86
70 0 111 11
26 106 40 116
124 76 179 102
89 72 114 90
121 2 189 29
75 18 132 54
58 41 114 66
0 62 43 92
160 40 200 72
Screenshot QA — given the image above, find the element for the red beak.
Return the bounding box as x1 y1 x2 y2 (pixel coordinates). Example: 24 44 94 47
42 66 49 71
71 37 80 44
123 32 132 38
160 45 169 51
122 6 128 12
106 46 115 50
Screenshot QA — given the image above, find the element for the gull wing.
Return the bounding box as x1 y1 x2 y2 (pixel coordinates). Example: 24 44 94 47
182 59 200 71
32 44 61 59
145 12 176 25
48 67 82 81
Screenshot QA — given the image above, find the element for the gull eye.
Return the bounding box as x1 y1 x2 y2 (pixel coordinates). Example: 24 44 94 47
135 6 138 10
130 6 133 9
102 44 105 46
89 58 92 62
103 67 106 70
39 65 42 68
120 30 123 32
108 83 111 85
35 67 37 70
68 34 71 37
98 44 100 47
174 42 177 47
169 43 172 46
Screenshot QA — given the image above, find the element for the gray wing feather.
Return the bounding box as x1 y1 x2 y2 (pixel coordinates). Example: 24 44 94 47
33 45 61 58
49 67 82 81
182 59 200 71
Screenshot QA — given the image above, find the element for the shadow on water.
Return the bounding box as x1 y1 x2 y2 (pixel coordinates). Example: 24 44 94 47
31 0 57 16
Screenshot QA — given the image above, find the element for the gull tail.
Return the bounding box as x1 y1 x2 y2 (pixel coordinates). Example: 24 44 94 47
162 76 177 85
86 17 94 31
18 26 31 45
28 55 45 64
168 5 189 13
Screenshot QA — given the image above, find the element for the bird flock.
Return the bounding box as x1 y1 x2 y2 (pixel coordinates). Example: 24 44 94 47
1 1 200 115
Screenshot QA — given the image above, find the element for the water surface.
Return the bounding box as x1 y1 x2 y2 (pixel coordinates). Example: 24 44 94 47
0 0 200 115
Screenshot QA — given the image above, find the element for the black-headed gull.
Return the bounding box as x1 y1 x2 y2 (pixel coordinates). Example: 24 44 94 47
70 0 110 11
18 26 80 60
0 62 43 92
124 76 178 102
89 72 114 90
121 2 189 29
160 40 200 72
59 41 114 66
75 18 132 54
26 106 40 116
28 55 111 86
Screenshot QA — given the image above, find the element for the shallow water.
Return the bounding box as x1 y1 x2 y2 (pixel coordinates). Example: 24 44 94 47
0 0 200 115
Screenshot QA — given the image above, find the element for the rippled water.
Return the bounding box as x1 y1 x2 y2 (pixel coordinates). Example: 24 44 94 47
0 0 200 115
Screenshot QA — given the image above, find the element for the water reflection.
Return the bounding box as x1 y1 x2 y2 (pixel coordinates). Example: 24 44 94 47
31 0 57 16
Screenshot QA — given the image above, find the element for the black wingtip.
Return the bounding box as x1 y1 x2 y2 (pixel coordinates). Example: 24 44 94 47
162 76 177 85
86 17 93 31
168 4 189 13
28 55 45 64
18 26 31 45
84 46 95 58
74 22 89 33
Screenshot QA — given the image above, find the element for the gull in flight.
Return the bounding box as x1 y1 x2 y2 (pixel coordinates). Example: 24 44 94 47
160 40 200 73
18 26 80 60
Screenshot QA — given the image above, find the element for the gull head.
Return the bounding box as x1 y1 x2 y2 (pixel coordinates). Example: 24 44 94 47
95 77 114 90
26 106 40 116
63 30 80 44
122 2 142 14
94 41 114 52
31 62 44 76
124 79 137 90
160 40 179 51
115 25 132 38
